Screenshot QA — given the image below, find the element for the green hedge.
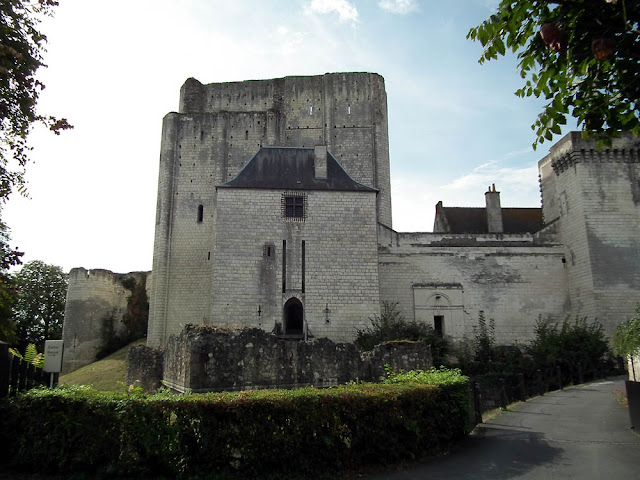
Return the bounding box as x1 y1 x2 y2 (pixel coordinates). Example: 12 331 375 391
0 376 470 479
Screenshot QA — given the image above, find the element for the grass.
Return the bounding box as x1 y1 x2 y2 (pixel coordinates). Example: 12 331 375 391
59 338 146 391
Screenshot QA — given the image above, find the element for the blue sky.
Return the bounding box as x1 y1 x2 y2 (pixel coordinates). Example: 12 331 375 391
3 0 576 273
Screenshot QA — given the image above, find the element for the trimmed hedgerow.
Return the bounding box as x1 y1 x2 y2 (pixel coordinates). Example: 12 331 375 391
0 376 470 479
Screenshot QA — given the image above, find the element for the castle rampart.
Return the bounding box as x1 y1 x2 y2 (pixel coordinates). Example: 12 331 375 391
62 268 150 374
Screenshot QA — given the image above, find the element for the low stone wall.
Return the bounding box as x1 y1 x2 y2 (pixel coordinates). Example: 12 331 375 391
363 340 433 381
125 345 164 392
126 325 432 393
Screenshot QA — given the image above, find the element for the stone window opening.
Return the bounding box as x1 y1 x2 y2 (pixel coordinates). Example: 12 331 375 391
197 205 204 223
434 315 444 337
283 297 304 338
263 242 276 259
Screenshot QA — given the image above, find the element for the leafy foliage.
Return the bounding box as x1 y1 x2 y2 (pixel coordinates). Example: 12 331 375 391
8 342 42 367
381 365 468 387
612 304 640 358
0 0 72 203
468 0 640 148
0 221 20 344
0 380 470 478
527 316 610 379
96 275 148 359
456 311 531 377
355 301 449 364
455 313 612 408
13 260 67 350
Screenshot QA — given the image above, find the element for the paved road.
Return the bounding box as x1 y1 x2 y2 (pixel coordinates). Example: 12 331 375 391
361 376 640 480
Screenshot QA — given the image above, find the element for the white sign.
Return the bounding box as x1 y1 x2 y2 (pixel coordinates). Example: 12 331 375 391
43 340 64 373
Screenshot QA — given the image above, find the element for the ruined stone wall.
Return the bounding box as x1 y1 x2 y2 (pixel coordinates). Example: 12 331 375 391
62 268 151 374
156 326 431 393
377 226 570 345
149 73 391 348
539 133 640 337
210 188 380 342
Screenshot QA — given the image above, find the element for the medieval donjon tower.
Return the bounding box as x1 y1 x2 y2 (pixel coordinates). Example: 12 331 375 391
62 72 640 373
148 73 390 346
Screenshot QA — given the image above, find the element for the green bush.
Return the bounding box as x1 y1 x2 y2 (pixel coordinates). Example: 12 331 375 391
527 316 611 384
612 305 640 360
355 301 449 365
0 378 471 479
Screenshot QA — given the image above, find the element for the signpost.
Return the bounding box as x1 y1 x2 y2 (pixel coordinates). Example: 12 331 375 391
43 340 64 388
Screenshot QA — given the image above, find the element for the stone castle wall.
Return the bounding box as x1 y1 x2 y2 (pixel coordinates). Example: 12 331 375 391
539 133 640 337
377 226 570 345
62 268 151 374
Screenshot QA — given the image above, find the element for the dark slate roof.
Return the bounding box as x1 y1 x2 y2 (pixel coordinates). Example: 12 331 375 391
219 147 377 192
439 207 543 234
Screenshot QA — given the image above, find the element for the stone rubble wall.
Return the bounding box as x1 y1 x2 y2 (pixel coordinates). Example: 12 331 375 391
128 326 432 393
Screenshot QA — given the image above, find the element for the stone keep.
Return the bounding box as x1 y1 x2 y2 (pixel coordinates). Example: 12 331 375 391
148 73 390 347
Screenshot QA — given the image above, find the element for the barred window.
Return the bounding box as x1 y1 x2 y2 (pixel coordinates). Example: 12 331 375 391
284 196 304 218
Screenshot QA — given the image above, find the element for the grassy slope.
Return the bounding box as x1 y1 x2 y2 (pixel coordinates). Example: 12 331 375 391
59 339 146 391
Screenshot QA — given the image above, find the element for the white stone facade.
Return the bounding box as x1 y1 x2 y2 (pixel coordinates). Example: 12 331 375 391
211 188 380 341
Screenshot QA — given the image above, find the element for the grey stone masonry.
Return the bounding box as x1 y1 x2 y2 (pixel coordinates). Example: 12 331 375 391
125 345 164 392
538 132 640 337
158 325 432 393
211 187 380 342
62 268 151 374
377 224 570 345
485 186 503 233
148 73 391 348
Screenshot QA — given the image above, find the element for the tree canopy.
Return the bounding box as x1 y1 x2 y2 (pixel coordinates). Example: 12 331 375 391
0 220 20 344
0 0 71 202
13 260 67 349
468 0 640 148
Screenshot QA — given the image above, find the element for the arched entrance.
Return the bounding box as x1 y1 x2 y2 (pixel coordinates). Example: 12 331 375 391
283 297 304 337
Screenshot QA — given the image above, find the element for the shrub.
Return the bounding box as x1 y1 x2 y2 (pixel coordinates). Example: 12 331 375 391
0 379 471 479
527 316 611 385
612 305 640 362
355 301 449 365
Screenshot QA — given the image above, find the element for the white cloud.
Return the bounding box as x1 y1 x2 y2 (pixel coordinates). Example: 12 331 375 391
445 164 538 193
274 26 307 56
305 0 359 23
378 0 419 15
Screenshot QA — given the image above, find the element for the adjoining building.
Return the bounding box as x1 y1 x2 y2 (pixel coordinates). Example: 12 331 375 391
61 73 640 373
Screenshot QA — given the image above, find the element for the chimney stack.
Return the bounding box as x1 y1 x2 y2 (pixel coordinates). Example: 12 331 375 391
485 184 503 233
314 145 328 179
